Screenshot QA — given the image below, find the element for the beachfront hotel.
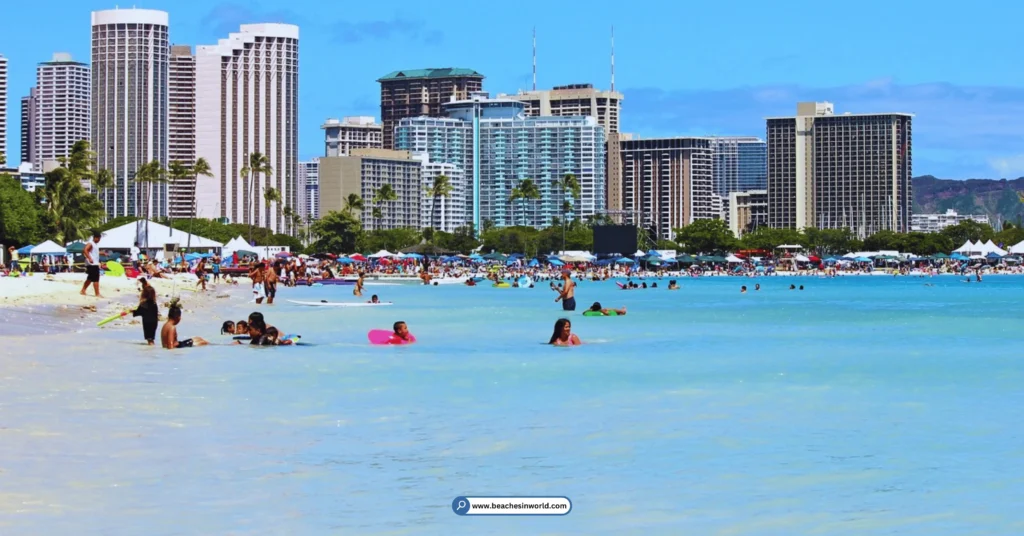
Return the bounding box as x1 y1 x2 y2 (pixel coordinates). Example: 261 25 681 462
0 54 7 164
20 90 34 166
710 137 767 198
23 54 91 173
498 84 625 221
619 137 716 240
167 45 196 220
766 101 913 237
90 8 169 219
298 159 319 222
319 149 422 231
395 93 606 230
378 68 484 150
911 209 989 233
194 23 300 235
322 116 383 157
418 155 467 233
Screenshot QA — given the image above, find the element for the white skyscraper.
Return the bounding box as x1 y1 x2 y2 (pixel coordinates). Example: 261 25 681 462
0 54 8 164
32 53 91 172
91 9 170 219
298 159 319 221
195 24 300 235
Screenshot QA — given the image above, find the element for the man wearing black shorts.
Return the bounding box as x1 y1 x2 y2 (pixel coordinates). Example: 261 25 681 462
555 269 576 311
80 231 103 298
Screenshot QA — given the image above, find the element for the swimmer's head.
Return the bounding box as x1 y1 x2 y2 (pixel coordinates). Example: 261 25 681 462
550 318 572 344
371 294 379 303
221 320 235 334
236 320 248 334
168 304 182 323
265 327 280 340
590 302 602 311
393 321 409 338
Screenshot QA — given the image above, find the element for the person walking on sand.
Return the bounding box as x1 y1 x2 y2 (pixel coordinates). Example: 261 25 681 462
80 231 103 298
554 270 576 311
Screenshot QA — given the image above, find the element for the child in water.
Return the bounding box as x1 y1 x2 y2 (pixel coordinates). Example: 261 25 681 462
132 285 160 345
367 294 380 304
220 320 236 334
549 318 582 346
392 321 412 343
160 300 208 350
234 320 249 335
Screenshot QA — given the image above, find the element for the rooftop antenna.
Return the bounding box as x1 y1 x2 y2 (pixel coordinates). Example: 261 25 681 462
532 27 537 91
610 26 616 92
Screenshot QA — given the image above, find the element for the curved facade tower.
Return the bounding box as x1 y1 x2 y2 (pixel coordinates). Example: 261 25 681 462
195 24 299 235
90 9 169 219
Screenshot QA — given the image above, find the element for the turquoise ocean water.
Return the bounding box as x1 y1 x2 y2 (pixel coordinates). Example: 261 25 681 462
2 275 1023 535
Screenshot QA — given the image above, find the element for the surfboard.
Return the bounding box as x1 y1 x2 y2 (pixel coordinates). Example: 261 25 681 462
288 300 393 307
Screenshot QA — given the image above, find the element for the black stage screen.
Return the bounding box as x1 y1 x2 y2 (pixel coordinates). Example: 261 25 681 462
593 225 638 256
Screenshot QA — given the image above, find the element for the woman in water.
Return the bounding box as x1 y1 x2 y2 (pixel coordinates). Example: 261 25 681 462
549 318 582 346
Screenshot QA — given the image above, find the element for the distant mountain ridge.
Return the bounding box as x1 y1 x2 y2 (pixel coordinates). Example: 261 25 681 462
912 175 1024 227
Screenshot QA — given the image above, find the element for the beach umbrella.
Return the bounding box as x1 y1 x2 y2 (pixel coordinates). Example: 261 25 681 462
548 258 564 266
236 249 258 257
632 249 645 257
275 251 292 258
404 253 424 259
854 256 872 262
348 253 367 261
468 254 484 262
616 257 634 264
335 257 354 264
932 253 950 259
661 258 679 264
482 252 507 261
66 241 86 254
528 259 540 267
676 254 696 263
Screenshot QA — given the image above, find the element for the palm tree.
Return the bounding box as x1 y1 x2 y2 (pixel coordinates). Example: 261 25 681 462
92 169 114 196
373 184 397 230
240 152 273 244
290 213 304 243
133 160 167 249
184 157 214 251
282 205 294 235
371 206 383 229
40 167 105 244
344 193 364 218
264 186 282 233
509 186 523 227
426 175 454 231
517 178 541 227
558 173 581 252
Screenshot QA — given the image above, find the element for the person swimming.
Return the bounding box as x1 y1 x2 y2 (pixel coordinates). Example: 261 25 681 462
220 320 236 334
668 280 679 290
260 326 293 346
586 302 627 316
234 320 249 335
789 284 796 290
741 286 747 293
368 294 380 304
549 318 582 346
392 321 412 342
755 284 761 291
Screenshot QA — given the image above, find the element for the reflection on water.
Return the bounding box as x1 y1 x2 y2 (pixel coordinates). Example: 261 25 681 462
1 276 1024 534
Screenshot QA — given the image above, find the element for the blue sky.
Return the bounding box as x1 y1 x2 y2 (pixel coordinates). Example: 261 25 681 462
3 0 1024 179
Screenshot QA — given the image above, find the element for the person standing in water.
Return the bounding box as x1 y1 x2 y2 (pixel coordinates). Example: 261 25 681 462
250 262 266 304
80 231 103 298
554 270 576 311
132 285 159 345
264 262 279 304
354 271 365 297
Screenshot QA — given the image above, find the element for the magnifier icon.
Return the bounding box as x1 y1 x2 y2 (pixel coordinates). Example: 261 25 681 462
453 496 470 515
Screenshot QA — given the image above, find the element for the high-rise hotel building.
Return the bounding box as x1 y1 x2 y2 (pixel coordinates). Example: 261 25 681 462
31 53 91 172
710 136 766 197
20 89 35 166
766 102 913 236
91 8 170 219
195 24 299 235
500 84 625 219
396 94 605 231
168 45 197 220
619 138 716 240
0 54 9 164
378 68 483 149
322 116 382 157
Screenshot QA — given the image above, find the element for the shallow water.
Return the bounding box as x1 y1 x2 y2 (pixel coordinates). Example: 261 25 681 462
1 275 1023 535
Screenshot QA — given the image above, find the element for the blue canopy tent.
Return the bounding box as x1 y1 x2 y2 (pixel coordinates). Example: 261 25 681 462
854 257 872 262
17 244 34 255
548 258 564 266
950 253 969 261
661 258 679 264
527 259 540 267
403 253 424 259
469 254 484 262
986 252 1003 259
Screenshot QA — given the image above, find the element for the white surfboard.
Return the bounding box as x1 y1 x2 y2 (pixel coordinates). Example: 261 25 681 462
288 300 393 307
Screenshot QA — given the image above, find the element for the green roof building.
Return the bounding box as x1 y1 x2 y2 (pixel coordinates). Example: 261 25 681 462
377 67 484 149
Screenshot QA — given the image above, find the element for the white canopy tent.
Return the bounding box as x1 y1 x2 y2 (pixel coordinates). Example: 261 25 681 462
794 254 811 262
725 254 744 263
30 240 67 255
223 236 250 253
100 220 223 251
368 250 396 258
633 249 646 257
953 240 978 254
981 240 1007 256
1010 240 1024 254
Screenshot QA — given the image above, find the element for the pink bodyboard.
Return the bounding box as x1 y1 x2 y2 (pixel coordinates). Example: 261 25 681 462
367 329 416 345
